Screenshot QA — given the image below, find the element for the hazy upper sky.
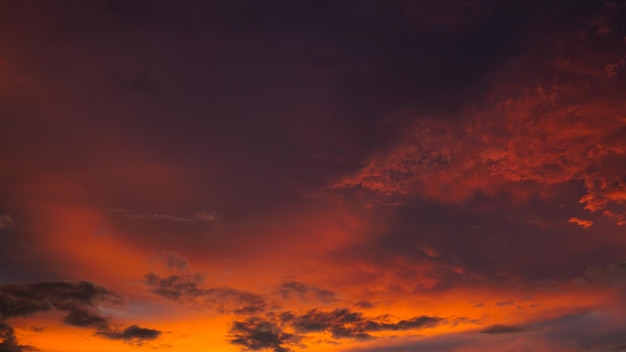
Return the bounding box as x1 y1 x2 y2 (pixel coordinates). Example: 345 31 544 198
1 1 626 351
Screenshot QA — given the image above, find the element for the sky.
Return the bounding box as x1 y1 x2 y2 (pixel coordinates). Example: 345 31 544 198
1 1 626 351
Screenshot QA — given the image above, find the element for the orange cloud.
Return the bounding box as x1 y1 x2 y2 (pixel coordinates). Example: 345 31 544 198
568 217 594 228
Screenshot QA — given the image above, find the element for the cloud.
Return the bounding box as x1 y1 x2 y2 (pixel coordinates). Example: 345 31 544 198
97 325 161 343
229 318 301 352
0 281 161 349
158 252 188 271
326 3 626 225
0 293 51 319
282 308 443 340
228 308 446 351
144 273 266 314
0 321 37 352
480 324 526 334
193 210 219 222
354 301 376 310
111 208 219 223
331 88 626 223
144 273 204 299
0 281 120 320
276 281 337 304
62 309 109 329
568 217 594 228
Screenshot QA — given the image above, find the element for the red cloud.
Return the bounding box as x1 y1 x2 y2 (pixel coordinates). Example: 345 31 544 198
329 14 626 225
568 217 594 229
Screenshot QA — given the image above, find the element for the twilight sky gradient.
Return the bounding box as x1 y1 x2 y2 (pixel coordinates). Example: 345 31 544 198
1 1 626 351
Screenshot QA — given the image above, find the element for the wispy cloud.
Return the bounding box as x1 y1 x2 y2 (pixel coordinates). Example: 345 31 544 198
568 217 594 228
276 281 337 304
110 208 219 223
144 273 267 315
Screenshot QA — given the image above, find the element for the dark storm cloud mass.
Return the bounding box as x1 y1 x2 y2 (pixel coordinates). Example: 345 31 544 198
0 281 161 349
144 273 267 314
230 308 445 351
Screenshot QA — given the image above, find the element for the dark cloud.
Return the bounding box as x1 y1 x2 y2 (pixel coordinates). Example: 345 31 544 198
0 281 120 336
284 308 442 340
0 293 51 319
354 301 376 309
287 309 364 336
97 325 162 342
144 273 204 300
229 318 301 352
480 324 525 334
0 321 37 352
0 281 121 313
205 288 267 315
277 281 337 304
159 252 188 271
0 281 161 349
62 309 109 329
229 307 445 350
144 273 266 314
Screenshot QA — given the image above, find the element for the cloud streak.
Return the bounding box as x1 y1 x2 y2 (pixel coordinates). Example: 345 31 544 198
110 208 219 223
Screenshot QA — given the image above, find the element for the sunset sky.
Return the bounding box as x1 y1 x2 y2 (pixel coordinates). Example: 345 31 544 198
1 1 626 351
